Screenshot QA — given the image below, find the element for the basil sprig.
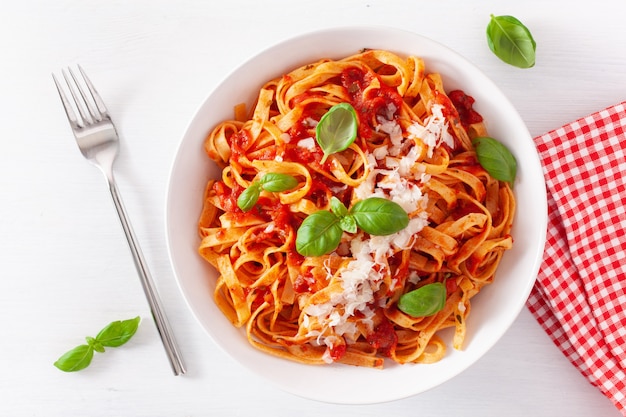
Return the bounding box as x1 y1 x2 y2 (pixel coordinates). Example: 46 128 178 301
486 14 536 68
296 210 344 257
295 197 409 257
398 282 446 317
54 316 141 372
316 102 358 163
237 173 298 212
472 137 517 185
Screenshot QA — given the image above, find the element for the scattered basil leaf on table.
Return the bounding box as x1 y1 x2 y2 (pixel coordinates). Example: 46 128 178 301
316 102 358 163
472 137 517 185
54 316 141 372
85 336 105 353
96 316 142 347
486 14 536 68
237 173 298 212
295 197 410 257
54 344 94 372
398 282 447 317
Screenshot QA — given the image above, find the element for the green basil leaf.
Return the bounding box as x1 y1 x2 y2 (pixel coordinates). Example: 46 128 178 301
54 344 94 372
259 173 298 192
86 336 105 353
398 282 447 317
472 137 517 185
339 214 357 234
95 316 141 348
295 210 343 256
329 196 348 218
237 182 261 212
315 102 358 163
486 14 536 68
350 197 409 236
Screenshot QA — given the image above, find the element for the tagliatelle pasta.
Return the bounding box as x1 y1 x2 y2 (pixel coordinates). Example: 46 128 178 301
197 49 515 368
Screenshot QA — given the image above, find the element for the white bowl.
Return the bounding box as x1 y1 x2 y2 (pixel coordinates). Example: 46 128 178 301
166 26 547 404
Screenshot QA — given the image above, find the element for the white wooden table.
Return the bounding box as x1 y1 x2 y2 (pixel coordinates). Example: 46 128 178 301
1 1 624 416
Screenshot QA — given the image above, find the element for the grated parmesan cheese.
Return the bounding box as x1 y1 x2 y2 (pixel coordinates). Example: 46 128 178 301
407 104 455 158
280 132 291 143
304 117 319 127
376 117 403 148
372 145 389 160
303 102 459 360
297 137 316 150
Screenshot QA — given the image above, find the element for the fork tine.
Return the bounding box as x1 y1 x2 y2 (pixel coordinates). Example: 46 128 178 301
52 72 82 129
78 65 109 118
64 67 99 124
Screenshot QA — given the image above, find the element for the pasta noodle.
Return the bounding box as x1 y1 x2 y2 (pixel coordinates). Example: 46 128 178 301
198 49 515 368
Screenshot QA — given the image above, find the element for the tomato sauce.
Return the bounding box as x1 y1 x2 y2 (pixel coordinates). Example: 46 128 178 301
252 147 277 161
446 277 458 294
367 316 398 357
213 181 240 213
448 90 483 128
283 102 332 169
451 199 482 220
289 105 315 140
390 254 410 293
287 250 304 267
341 67 404 143
284 143 328 169
249 287 270 312
465 255 480 275
293 268 316 293
229 130 252 163
328 342 347 362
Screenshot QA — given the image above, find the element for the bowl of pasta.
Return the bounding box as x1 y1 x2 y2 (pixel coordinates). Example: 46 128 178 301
166 26 547 403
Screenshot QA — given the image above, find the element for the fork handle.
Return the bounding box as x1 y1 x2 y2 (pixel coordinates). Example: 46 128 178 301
107 178 186 376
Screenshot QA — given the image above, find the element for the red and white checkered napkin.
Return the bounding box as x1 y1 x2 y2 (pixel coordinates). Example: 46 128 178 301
526 102 626 415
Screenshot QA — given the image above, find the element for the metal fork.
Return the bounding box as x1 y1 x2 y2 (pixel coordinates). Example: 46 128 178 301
53 65 186 376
